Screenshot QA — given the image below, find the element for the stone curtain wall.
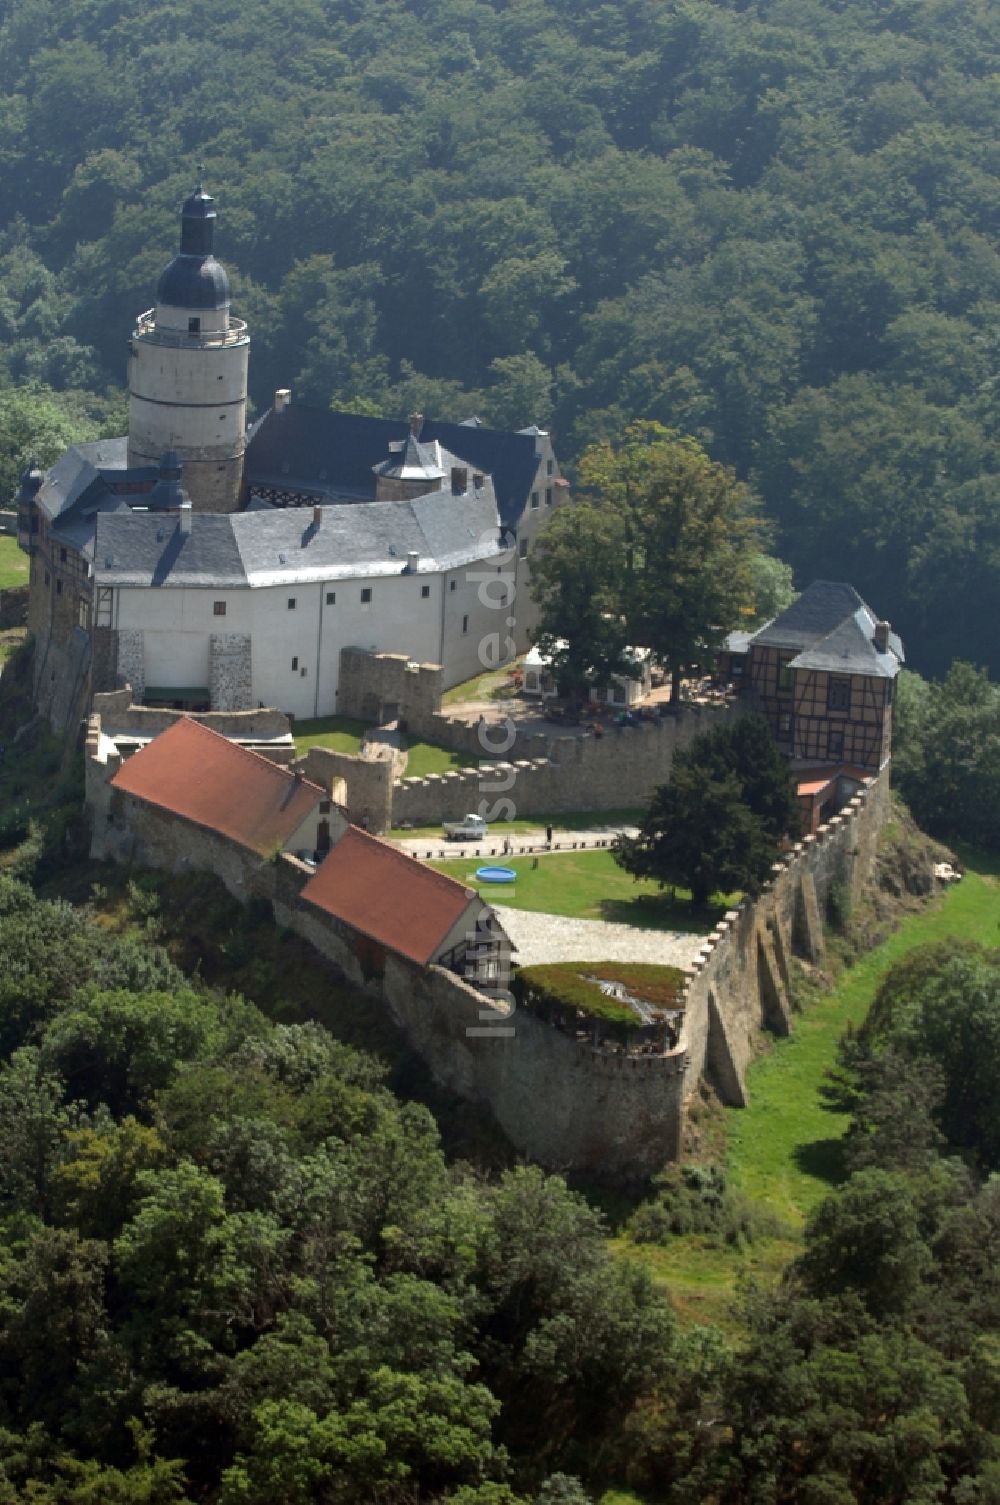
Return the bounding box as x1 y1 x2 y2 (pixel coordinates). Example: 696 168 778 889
394 703 744 826
300 746 393 830
677 765 892 1107
338 647 443 730
84 716 893 1176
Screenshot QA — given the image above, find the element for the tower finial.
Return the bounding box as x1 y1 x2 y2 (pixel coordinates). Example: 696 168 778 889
196 162 205 193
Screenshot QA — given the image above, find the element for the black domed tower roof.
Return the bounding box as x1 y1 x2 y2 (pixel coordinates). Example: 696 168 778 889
156 179 231 311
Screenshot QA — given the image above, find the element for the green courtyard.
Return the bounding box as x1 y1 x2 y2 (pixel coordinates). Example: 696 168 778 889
432 847 735 930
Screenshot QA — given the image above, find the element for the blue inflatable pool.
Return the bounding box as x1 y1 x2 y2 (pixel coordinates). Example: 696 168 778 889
475 865 517 883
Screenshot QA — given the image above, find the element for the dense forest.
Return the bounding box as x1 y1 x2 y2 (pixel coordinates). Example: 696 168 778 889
0 0 997 676
2 854 1000 1500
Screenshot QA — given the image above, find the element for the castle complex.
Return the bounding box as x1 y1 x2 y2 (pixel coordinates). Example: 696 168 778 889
17 182 568 728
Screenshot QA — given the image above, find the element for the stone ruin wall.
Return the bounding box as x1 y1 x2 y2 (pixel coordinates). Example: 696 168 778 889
91 690 295 759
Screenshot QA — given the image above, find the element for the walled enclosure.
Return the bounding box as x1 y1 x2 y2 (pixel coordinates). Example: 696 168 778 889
332 646 745 831
85 700 893 1178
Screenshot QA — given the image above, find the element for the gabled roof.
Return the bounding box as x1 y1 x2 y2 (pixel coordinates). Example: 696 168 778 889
788 613 900 678
300 825 477 965
245 403 544 530
109 717 326 855
751 581 868 651
747 580 904 678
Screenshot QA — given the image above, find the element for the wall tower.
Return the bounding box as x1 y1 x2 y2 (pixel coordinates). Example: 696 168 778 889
127 181 249 513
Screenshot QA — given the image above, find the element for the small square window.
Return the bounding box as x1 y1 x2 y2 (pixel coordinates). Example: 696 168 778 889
421 584 430 599
361 587 372 603
519 538 529 559
325 591 336 605
213 601 227 616
545 487 553 505
287 597 296 610
530 491 539 509
462 614 469 633
291 656 299 671
319 800 331 813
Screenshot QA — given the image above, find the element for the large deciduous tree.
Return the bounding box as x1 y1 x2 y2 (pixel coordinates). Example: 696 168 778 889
531 423 762 703
614 713 798 906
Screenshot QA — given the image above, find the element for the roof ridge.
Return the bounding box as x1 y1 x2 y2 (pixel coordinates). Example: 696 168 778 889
346 822 477 901
169 716 327 797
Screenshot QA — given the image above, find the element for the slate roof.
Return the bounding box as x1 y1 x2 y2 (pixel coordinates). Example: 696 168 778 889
95 512 247 588
372 434 447 482
33 440 158 549
93 485 504 589
109 717 325 855
300 825 478 965
245 403 544 530
747 580 904 678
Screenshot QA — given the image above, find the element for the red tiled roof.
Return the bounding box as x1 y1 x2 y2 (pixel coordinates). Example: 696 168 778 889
110 717 326 855
300 825 476 965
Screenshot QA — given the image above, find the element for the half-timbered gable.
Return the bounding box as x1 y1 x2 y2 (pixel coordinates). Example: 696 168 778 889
724 580 903 776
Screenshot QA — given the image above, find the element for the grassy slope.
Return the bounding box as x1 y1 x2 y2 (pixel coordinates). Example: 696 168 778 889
0 537 27 591
432 848 733 930
616 849 1000 1331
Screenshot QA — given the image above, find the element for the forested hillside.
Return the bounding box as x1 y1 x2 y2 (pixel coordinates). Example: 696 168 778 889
0 0 998 671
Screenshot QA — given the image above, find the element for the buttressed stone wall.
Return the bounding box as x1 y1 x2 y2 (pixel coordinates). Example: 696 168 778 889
676 765 892 1111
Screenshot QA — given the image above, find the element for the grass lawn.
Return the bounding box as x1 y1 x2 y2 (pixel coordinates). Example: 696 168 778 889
0 537 28 591
292 715 369 756
432 848 732 931
401 738 479 778
394 807 646 839
441 661 522 706
616 847 1000 1332
292 717 477 777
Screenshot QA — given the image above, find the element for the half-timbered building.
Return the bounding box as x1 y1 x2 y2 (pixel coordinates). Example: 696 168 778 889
720 581 903 828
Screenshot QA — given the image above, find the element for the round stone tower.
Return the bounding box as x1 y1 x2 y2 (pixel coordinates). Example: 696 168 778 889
127 181 249 513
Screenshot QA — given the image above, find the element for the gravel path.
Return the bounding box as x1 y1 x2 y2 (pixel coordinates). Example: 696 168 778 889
493 906 708 968
394 825 638 860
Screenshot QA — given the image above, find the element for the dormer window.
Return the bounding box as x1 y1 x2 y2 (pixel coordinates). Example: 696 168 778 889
188 317 200 334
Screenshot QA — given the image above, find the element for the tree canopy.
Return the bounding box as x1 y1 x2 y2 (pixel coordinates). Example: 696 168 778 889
531 424 759 699
0 0 995 673
615 713 800 906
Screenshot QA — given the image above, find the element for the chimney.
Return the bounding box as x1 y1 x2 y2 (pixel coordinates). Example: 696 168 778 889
275 388 291 412
406 549 420 573
312 505 322 528
178 502 192 536
874 620 891 653
408 411 424 438
451 466 468 494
